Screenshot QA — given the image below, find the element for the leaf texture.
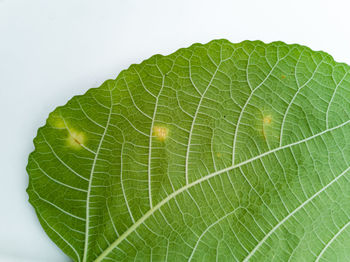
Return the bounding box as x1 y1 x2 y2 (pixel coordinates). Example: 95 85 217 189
27 40 350 261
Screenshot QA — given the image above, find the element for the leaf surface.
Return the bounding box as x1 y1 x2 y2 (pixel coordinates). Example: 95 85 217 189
27 40 350 261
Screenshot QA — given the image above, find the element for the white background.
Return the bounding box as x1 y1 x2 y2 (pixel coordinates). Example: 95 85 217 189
1 0 350 261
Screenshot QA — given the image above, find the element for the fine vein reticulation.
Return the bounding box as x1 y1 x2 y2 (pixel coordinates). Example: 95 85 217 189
27 40 350 262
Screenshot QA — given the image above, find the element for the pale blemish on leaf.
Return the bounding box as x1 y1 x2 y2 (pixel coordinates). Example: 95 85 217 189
49 113 66 129
262 115 272 139
153 126 169 142
66 130 86 149
263 115 272 125
49 112 86 149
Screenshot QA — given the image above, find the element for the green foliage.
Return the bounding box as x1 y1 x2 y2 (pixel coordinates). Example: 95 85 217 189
27 40 350 261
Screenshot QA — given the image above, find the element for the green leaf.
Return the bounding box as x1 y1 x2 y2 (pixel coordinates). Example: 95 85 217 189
27 39 350 261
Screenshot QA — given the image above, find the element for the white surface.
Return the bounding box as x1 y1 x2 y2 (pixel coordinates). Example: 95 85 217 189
1 0 350 261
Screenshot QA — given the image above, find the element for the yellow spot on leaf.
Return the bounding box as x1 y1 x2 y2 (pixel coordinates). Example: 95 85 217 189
153 126 169 142
67 130 86 149
49 113 66 129
263 115 272 125
49 112 86 149
281 75 286 79
262 115 272 139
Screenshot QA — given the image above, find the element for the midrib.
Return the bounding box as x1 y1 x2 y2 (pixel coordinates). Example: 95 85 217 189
93 118 350 261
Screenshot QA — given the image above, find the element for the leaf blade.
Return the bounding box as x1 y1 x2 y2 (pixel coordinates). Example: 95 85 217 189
28 39 350 261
